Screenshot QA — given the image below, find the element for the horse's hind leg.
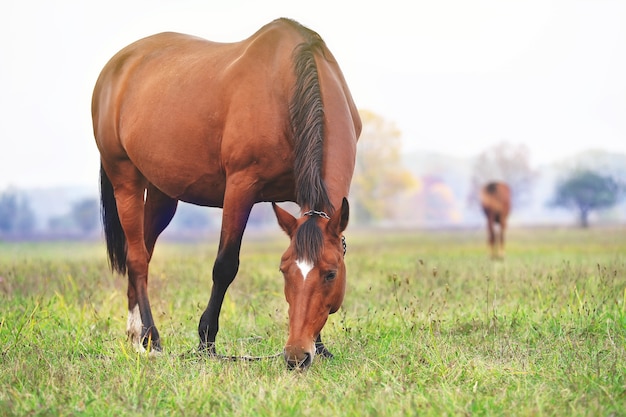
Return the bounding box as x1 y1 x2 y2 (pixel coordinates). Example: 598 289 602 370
498 219 507 259
486 214 497 259
144 184 178 260
109 165 162 352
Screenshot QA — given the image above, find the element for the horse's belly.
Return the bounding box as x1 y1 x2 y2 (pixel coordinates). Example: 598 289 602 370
174 173 227 207
159 173 226 207
131 152 225 207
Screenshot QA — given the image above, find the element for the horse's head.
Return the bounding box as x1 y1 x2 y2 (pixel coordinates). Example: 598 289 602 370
272 198 349 369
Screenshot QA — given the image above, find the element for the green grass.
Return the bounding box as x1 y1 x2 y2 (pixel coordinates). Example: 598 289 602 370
1 227 625 416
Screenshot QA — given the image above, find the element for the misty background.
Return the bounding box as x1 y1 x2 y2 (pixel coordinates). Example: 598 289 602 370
1 1 625 240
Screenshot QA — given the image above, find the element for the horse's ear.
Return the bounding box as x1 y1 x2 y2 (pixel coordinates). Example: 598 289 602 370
328 197 349 235
272 202 298 237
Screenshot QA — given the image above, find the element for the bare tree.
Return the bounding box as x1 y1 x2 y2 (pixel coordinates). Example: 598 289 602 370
469 141 535 209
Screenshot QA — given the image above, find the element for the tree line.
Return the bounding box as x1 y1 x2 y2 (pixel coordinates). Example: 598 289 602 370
0 190 220 239
0 190 100 238
351 110 625 228
1 110 624 239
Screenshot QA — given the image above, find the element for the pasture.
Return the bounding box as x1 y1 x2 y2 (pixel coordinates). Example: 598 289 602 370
1 226 625 416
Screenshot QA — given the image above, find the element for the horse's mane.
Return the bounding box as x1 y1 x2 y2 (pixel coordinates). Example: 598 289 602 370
287 18 333 216
284 18 335 263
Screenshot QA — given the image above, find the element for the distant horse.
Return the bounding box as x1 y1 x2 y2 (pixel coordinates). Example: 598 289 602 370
91 18 361 369
480 181 511 259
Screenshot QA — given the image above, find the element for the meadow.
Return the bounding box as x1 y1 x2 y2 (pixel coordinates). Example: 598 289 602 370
1 226 625 416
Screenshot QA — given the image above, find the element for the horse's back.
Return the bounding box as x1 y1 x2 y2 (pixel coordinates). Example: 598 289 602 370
92 19 322 206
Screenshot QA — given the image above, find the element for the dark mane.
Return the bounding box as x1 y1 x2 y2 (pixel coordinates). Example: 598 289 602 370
285 19 335 264
287 19 334 215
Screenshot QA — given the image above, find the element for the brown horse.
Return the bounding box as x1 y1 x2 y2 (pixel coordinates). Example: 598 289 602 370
480 181 511 259
91 18 361 369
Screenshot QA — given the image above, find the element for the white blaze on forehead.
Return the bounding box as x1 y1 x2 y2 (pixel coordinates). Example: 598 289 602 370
296 259 314 281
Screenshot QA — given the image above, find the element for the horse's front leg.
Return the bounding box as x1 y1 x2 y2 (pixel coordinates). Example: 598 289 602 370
197 243 241 354
315 334 334 359
198 191 254 354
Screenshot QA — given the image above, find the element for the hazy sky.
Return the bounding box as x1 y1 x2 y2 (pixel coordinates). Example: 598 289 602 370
1 0 625 189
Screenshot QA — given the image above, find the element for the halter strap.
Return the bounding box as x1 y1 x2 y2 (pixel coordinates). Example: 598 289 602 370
301 210 347 257
302 209 330 220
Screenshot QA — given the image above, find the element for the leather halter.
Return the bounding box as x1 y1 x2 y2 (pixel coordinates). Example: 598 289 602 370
301 209 347 257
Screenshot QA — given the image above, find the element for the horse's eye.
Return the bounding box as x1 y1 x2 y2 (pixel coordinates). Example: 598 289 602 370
324 271 337 282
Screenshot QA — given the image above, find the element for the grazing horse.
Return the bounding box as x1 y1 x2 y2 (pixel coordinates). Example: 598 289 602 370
91 18 361 369
480 181 511 259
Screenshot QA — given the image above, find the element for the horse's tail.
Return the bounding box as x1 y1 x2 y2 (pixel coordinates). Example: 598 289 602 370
99 164 127 275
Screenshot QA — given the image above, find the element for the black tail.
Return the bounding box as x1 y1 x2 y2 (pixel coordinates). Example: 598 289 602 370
100 164 127 275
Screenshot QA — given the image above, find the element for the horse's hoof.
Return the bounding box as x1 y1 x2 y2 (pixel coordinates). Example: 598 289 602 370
315 342 334 359
197 342 217 356
129 336 162 355
143 338 162 353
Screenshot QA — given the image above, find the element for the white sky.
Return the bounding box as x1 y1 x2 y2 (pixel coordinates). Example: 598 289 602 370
1 0 625 189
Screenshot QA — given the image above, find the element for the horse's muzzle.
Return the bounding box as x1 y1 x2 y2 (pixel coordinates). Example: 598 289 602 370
284 345 314 370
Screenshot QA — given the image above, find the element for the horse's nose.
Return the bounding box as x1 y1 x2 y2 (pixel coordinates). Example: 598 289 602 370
284 345 313 370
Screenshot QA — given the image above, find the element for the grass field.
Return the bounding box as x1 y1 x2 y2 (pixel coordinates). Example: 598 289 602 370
1 226 625 416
